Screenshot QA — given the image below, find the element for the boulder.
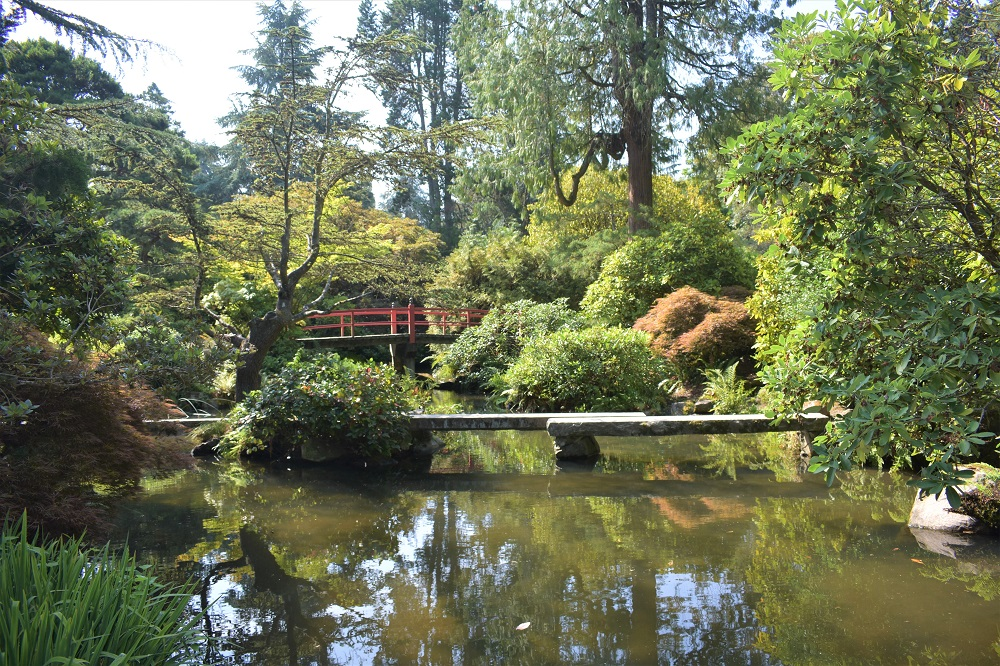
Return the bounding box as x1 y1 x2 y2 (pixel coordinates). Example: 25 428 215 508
191 438 220 457
907 468 997 535
908 491 979 533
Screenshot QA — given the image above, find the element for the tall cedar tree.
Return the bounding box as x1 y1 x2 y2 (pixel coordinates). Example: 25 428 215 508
358 0 466 247
456 0 779 232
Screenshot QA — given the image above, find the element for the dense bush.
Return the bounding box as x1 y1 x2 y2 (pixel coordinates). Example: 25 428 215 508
0 513 202 665
432 299 585 390
0 313 175 537
581 218 757 326
633 286 756 379
219 352 425 461
497 327 667 412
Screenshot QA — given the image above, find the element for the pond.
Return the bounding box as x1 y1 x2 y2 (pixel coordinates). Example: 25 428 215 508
115 427 1000 665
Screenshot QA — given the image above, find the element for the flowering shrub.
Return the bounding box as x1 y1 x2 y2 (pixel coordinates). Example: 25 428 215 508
219 352 426 461
633 286 755 379
497 327 667 412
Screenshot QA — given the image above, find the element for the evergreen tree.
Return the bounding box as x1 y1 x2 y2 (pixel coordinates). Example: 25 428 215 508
456 0 781 233
359 0 467 246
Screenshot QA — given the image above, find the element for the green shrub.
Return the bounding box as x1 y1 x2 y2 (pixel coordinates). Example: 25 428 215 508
115 316 230 400
497 327 667 412
432 299 586 390
633 286 756 379
219 352 425 461
581 219 757 327
0 513 202 665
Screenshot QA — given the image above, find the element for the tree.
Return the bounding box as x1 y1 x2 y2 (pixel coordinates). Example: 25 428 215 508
455 0 779 232
0 82 135 343
219 5 465 398
723 0 1000 497
0 0 141 64
359 0 467 246
0 37 123 103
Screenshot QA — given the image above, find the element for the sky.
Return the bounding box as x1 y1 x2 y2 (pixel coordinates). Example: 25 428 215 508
11 0 837 149
13 0 382 146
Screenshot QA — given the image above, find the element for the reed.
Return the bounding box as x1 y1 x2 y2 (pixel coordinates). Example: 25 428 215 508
0 514 202 666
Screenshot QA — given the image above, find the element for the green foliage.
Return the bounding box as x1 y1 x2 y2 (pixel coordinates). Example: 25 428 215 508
430 227 622 309
497 327 667 412
432 299 585 390
219 352 426 461
115 316 230 400
582 218 756 327
702 363 757 415
633 286 756 380
1 81 135 344
1 37 124 103
724 0 1000 495
0 513 202 665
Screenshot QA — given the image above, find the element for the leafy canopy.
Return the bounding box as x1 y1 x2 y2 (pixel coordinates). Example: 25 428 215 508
724 0 1000 499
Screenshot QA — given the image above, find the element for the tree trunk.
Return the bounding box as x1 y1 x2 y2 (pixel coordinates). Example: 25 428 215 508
234 312 287 400
624 107 654 234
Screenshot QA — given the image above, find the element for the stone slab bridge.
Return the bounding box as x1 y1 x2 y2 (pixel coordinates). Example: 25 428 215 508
410 412 831 459
301 303 488 373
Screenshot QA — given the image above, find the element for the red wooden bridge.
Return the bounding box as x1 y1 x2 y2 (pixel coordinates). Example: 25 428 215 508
302 303 488 371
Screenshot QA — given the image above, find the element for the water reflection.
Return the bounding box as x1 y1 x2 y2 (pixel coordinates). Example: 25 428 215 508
116 432 1000 665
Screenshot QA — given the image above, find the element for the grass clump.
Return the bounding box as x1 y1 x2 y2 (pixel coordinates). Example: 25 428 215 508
0 513 202 665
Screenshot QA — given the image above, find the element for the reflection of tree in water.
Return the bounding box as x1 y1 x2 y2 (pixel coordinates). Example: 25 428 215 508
122 458 1000 665
746 471 1000 665
159 458 782 664
700 432 804 482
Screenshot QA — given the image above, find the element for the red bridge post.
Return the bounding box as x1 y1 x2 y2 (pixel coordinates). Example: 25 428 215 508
408 299 416 344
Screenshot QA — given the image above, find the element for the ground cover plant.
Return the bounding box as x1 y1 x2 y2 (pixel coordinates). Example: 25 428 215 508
0 513 202 666
219 351 426 461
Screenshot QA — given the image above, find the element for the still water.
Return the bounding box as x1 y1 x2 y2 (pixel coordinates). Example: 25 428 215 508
116 429 1000 665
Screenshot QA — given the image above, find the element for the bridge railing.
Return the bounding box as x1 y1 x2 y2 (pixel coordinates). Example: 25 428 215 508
303 304 489 343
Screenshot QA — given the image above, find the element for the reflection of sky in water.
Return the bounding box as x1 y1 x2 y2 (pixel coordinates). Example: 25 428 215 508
122 455 1000 665
656 571 769 665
